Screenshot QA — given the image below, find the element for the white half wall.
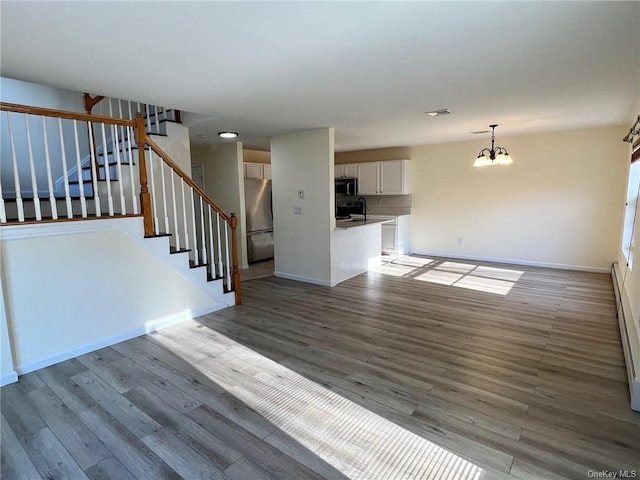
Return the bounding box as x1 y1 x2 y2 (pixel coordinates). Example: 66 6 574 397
191 143 248 269
0 275 17 386
409 125 629 271
271 128 334 285
0 218 225 375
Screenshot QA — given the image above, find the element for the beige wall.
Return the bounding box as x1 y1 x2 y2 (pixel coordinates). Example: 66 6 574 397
335 146 409 164
243 149 271 164
271 128 334 285
409 125 629 271
191 143 248 268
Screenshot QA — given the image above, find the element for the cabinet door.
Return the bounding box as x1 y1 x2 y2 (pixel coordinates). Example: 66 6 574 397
245 163 263 179
380 160 406 194
381 224 396 252
263 164 272 180
343 164 358 177
334 165 345 178
357 163 379 194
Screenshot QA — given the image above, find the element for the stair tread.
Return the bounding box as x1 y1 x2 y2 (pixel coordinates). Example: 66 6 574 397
3 195 96 201
82 162 134 169
144 232 173 239
189 261 210 269
169 246 191 254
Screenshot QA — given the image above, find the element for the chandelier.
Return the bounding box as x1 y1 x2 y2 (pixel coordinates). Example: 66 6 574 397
473 124 513 167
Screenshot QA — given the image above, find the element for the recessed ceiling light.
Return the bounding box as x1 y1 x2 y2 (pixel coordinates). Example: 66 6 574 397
198 134 208 138
426 109 452 117
218 131 238 139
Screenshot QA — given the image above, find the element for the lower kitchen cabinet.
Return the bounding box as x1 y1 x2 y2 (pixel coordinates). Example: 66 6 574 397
380 215 410 256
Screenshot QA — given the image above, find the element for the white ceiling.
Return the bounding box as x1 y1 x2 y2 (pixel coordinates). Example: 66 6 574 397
1 1 639 152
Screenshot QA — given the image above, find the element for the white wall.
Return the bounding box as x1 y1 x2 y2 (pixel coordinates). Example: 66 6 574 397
409 125 629 271
0 275 17 386
0 219 219 374
271 128 334 285
191 143 248 269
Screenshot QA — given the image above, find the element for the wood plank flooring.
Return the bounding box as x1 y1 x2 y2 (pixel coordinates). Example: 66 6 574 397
2 255 639 479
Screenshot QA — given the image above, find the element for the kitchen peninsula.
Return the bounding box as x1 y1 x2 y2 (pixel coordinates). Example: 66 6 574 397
332 217 389 285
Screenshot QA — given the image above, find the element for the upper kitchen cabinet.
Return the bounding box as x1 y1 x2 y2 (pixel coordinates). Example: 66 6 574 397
357 160 409 195
244 162 271 180
335 164 358 178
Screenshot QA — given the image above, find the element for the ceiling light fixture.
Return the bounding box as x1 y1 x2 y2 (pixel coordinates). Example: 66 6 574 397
218 131 238 139
473 124 513 167
426 109 452 117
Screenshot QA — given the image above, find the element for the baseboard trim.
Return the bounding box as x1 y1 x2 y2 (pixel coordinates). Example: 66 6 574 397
274 271 332 287
612 262 640 412
410 250 610 273
1 371 18 387
14 304 225 376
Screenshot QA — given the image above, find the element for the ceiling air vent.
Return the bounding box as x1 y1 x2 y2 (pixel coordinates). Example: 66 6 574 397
471 130 490 134
426 109 452 117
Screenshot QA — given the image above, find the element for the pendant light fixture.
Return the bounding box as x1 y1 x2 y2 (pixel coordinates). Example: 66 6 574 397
473 124 513 167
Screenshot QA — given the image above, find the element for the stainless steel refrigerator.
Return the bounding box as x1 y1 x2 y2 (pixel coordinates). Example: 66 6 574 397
244 178 274 263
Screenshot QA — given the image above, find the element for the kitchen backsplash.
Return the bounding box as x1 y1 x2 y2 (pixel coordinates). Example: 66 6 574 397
363 194 412 216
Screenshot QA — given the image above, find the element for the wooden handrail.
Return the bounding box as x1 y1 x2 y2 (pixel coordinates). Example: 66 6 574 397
144 136 233 224
0 102 135 127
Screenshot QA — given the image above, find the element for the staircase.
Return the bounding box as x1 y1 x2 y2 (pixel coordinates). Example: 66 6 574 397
0 98 241 305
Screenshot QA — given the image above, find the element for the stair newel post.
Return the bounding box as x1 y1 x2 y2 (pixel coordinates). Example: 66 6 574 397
230 213 242 305
136 113 154 236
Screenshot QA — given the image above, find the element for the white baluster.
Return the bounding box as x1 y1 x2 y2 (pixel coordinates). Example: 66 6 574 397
0 185 6 223
207 206 215 277
42 117 58 219
224 221 231 290
181 180 189 252
7 112 25 222
199 196 206 266
154 105 161 134
108 98 113 117
99 123 114 215
216 212 223 278
58 118 73 218
24 115 42 220
110 124 126 214
126 126 138 214
146 104 152 133
159 155 169 233
190 187 198 264
147 150 160 233
170 170 180 249
87 122 101 217
128 101 133 120
72 120 87 217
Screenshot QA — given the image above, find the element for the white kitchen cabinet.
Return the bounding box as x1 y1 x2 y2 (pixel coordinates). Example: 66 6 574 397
334 164 358 178
356 160 409 195
379 215 411 256
244 162 271 180
357 162 379 195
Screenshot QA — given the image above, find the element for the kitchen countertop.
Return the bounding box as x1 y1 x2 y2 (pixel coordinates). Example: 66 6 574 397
334 217 392 229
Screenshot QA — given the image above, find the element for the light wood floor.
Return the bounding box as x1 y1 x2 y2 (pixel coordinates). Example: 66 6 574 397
2 255 639 479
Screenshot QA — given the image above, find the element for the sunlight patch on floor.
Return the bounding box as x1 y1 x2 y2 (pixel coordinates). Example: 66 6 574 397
375 256 524 296
194 336 485 480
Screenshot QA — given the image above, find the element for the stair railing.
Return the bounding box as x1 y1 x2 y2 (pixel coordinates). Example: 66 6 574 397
137 114 241 304
0 102 240 304
0 101 138 222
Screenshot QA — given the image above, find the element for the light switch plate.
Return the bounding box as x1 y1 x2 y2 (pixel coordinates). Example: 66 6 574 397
294 206 302 215
298 189 305 199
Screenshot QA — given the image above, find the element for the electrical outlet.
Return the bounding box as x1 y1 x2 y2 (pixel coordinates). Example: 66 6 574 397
457 237 463 246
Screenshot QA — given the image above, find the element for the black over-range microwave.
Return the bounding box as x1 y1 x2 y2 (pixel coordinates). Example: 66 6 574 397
335 177 358 196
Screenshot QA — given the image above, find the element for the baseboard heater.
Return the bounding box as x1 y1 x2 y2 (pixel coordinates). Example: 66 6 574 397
611 262 640 412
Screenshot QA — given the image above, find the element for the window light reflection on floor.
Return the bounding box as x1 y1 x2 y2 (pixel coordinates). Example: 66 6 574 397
374 256 524 296
193 334 485 480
